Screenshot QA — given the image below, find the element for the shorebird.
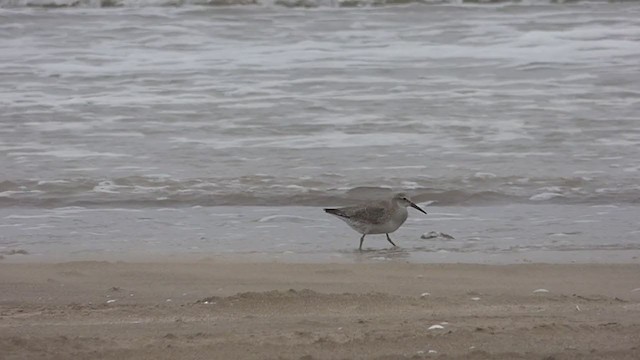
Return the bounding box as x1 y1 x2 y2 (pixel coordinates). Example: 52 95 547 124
324 193 427 250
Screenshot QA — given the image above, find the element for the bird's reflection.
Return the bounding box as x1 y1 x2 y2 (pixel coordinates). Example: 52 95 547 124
349 246 411 261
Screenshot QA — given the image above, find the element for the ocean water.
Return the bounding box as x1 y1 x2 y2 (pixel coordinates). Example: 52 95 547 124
1 0 639 262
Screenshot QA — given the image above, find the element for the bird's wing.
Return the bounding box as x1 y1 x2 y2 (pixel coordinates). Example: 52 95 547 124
338 205 388 225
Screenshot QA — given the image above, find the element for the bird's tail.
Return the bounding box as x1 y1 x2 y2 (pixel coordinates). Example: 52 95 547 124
324 208 349 218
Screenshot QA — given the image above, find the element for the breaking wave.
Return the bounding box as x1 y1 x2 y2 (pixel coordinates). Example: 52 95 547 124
1 176 638 208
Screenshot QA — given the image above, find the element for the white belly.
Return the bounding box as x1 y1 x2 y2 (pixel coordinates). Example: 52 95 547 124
347 207 408 235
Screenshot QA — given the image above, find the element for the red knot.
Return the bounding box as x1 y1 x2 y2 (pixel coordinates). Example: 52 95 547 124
324 193 427 250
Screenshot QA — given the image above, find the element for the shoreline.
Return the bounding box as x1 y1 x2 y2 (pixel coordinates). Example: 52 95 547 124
1 260 639 359
3 204 640 266
1 248 639 265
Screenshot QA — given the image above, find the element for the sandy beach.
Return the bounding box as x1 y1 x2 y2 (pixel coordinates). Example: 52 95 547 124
1 260 639 359
3 1 640 359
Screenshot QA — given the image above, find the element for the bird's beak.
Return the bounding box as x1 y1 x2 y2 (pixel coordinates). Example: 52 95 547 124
409 201 427 215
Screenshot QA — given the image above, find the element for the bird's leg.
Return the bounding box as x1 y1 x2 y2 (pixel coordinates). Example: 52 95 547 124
385 233 397 247
359 234 366 251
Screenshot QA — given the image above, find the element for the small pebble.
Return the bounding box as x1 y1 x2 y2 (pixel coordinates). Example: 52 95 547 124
428 324 444 330
533 289 549 293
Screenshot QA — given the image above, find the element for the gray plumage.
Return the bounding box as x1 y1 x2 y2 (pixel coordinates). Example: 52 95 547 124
324 193 427 250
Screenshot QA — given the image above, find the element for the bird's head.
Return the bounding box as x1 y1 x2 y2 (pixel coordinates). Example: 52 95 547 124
393 193 427 214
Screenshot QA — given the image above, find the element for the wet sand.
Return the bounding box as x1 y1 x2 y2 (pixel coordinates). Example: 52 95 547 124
1 260 639 359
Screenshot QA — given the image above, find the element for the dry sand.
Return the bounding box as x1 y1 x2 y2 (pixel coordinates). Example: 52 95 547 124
1 260 639 359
